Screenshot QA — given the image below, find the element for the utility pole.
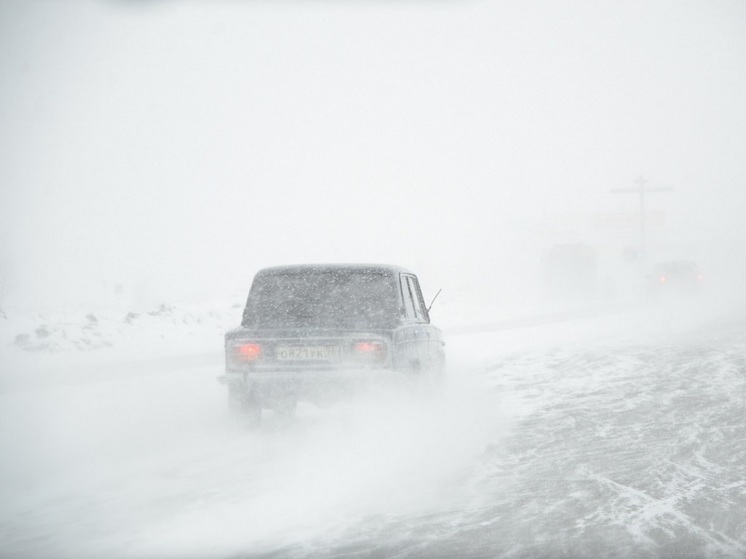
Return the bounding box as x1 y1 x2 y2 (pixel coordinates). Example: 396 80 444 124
611 176 672 257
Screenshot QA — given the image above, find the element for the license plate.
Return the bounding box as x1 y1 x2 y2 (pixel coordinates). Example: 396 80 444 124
275 346 343 361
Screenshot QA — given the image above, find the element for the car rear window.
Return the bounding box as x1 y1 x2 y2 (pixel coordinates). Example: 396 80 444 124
241 269 400 329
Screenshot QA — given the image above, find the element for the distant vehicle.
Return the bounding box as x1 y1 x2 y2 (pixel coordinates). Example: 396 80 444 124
648 260 703 298
219 264 445 425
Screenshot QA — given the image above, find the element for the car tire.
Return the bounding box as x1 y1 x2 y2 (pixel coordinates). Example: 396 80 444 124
273 396 297 418
228 388 262 428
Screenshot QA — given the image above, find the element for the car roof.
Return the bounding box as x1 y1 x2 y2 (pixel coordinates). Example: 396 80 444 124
254 263 414 278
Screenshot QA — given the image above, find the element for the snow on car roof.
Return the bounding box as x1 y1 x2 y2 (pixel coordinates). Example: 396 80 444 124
254 264 414 277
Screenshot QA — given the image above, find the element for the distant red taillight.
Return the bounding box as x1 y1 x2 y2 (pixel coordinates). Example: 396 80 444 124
236 343 262 361
353 341 386 362
659 275 667 283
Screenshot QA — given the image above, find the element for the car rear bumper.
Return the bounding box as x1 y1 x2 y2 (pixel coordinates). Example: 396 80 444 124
218 368 407 403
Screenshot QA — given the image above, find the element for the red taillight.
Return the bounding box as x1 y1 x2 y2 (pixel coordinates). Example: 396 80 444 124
236 343 262 361
659 275 667 283
697 274 703 281
353 341 386 362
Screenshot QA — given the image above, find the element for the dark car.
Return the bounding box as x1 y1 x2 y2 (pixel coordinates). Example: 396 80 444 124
647 260 703 298
220 264 445 424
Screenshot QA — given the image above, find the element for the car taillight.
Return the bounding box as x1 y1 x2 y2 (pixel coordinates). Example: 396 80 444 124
659 275 667 283
235 343 262 361
353 341 386 362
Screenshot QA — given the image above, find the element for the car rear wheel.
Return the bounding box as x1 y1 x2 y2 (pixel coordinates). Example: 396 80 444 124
272 396 297 417
228 388 262 428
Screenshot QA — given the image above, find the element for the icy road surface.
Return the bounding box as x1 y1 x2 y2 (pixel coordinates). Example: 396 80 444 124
1 305 745 558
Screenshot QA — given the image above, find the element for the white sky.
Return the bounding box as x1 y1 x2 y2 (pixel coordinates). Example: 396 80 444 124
1 0 745 310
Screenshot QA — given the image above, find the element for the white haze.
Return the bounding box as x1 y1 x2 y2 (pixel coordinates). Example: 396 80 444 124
1 0 745 313
1 3 746 558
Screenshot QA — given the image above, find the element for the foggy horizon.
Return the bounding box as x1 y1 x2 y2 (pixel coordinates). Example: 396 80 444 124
1 0 745 312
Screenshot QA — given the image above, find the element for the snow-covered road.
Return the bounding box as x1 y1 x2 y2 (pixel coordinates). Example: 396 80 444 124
1 304 744 558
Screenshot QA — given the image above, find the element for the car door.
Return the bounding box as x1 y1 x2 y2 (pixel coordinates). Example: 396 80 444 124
396 273 438 373
407 273 444 372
